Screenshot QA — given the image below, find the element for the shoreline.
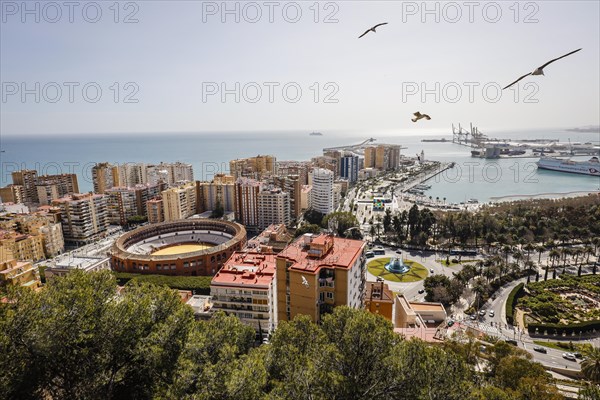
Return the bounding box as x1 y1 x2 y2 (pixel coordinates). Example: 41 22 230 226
488 190 600 203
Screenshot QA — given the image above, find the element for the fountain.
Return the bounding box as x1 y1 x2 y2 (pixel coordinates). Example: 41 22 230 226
385 256 410 274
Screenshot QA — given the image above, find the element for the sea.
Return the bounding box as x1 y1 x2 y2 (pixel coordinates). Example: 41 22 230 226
1 128 599 204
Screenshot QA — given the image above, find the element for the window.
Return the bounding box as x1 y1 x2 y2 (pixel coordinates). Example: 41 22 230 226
326 292 334 300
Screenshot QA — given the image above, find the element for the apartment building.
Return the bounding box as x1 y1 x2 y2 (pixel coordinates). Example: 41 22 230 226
146 197 164 224
271 175 302 220
310 168 334 215
0 259 41 289
230 155 276 180
246 224 293 254
199 175 236 213
16 215 64 258
276 234 366 325
11 170 37 203
92 162 117 194
0 230 45 263
257 188 290 230
162 182 197 221
211 251 277 339
35 174 79 198
106 183 166 225
339 153 359 183
365 281 394 321
234 178 263 228
52 193 109 243
0 185 25 204
364 144 401 171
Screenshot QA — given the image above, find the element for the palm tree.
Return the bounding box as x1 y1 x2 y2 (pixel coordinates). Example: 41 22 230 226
523 243 535 263
549 249 560 268
581 347 600 384
536 244 546 264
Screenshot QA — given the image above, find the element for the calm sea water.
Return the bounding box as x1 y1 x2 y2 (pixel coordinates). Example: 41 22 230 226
1 129 598 203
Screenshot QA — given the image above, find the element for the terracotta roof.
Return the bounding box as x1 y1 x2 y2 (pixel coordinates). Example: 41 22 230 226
211 251 276 288
277 234 365 274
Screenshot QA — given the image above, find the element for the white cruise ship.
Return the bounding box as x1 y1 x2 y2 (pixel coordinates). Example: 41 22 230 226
536 156 600 176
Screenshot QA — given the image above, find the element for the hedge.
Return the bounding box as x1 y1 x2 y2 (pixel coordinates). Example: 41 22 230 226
527 319 600 336
113 272 211 295
505 283 524 325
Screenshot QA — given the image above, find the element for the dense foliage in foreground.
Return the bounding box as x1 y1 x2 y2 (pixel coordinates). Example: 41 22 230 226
0 271 587 400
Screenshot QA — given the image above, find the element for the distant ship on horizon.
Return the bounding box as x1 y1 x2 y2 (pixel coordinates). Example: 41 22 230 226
536 156 600 176
421 138 448 142
310 132 323 136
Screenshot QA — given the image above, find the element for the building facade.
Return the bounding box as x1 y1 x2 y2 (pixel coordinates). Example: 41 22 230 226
365 281 394 320
52 193 109 243
230 155 276 180
234 178 263 228
310 168 334 215
0 259 41 289
211 251 277 339
276 234 366 325
257 188 290 230
162 182 197 222
339 153 359 183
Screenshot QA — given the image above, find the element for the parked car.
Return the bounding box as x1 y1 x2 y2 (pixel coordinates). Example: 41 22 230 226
533 346 547 354
470 314 477 320
479 310 486 316
447 320 454 327
429 269 434 273
489 310 495 317
418 289 425 294
574 352 583 359
506 339 518 346
563 353 577 361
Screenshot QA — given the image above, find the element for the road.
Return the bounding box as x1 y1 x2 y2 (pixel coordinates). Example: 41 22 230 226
365 245 587 372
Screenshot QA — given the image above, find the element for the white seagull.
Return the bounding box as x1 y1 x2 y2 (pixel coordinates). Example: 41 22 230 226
502 48 582 90
358 22 388 39
301 276 309 288
412 112 431 123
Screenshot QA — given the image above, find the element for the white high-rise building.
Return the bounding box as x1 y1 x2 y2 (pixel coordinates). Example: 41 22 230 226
310 168 334 215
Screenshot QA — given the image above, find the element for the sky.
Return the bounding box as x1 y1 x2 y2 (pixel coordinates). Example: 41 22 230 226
0 0 599 136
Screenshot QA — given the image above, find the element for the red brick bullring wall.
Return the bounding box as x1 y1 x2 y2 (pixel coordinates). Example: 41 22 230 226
110 219 246 276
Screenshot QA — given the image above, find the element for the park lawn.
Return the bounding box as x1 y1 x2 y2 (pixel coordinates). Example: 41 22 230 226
532 340 592 353
367 257 428 283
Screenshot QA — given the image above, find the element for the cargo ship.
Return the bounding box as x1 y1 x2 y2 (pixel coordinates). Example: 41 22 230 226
536 156 600 176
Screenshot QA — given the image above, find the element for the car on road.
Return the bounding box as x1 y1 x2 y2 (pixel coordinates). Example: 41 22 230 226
563 353 577 361
506 339 518 346
489 310 495 317
479 310 486 316
533 346 547 354
365 251 375 258
429 269 434 273
574 352 583 359
418 289 425 294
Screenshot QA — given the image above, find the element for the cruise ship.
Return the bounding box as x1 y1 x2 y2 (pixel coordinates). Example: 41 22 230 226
536 156 600 176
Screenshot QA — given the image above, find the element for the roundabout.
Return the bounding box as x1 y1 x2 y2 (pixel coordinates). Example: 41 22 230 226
367 257 428 283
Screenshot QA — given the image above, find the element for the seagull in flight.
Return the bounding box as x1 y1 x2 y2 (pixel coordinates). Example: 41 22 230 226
412 112 431 123
358 22 388 39
502 48 582 90
301 276 309 288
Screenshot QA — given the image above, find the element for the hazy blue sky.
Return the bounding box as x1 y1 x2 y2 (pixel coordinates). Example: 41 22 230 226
1 0 598 136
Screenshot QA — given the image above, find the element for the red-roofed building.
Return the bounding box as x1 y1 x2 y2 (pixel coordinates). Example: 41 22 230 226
211 251 277 339
276 233 366 324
